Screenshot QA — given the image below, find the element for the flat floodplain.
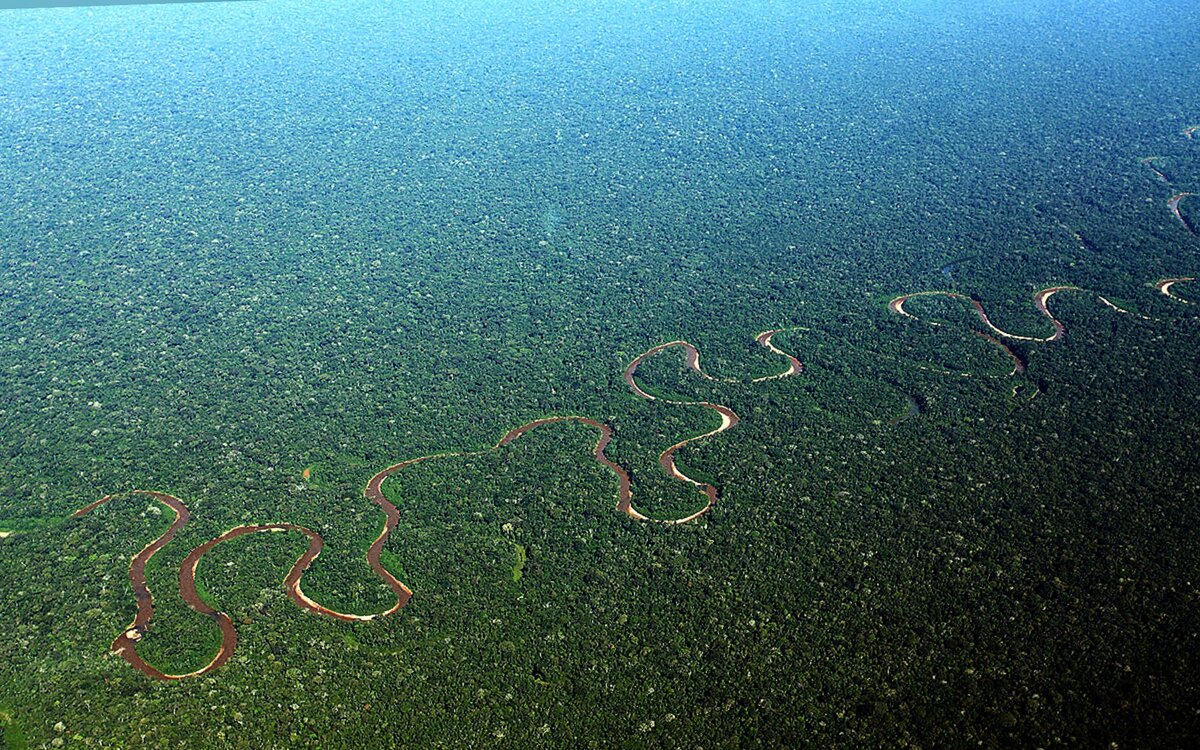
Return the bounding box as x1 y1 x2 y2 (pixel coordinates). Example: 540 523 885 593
1 1 1199 748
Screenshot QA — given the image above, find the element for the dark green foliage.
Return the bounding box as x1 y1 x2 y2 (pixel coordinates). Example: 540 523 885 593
1 0 1200 747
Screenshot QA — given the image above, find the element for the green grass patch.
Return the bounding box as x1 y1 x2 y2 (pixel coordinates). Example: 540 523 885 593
510 542 526 583
378 549 405 579
0 516 62 537
300 462 335 489
1101 296 1142 314
0 705 28 750
669 456 716 487
192 575 217 609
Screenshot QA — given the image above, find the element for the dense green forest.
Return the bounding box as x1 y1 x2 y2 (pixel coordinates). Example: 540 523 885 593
2 0 1199 747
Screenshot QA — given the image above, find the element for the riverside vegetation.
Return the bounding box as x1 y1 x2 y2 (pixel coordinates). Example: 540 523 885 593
2 1 1200 747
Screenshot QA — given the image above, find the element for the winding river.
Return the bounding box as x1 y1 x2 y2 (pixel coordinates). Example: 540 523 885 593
74 331 802 679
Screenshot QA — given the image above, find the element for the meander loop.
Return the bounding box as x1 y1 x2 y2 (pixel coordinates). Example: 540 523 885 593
73 491 392 680
889 287 1079 344
74 420 618 680
1156 277 1195 304
73 277 1198 681
622 332 803 524
75 330 803 680
888 280 1194 375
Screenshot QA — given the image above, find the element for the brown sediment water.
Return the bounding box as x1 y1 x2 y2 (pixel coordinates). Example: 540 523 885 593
367 416 638 522
753 330 804 381
78 420 625 680
621 331 801 523
78 275 1197 682
75 491 207 680
75 330 806 679
972 332 1025 375
886 291 1039 374
74 491 405 680
622 340 714 400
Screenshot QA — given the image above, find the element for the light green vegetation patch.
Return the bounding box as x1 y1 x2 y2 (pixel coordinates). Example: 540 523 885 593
0 706 27 750
378 549 405 579
510 542 526 583
0 516 62 538
2 1 1200 747
192 576 216 609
